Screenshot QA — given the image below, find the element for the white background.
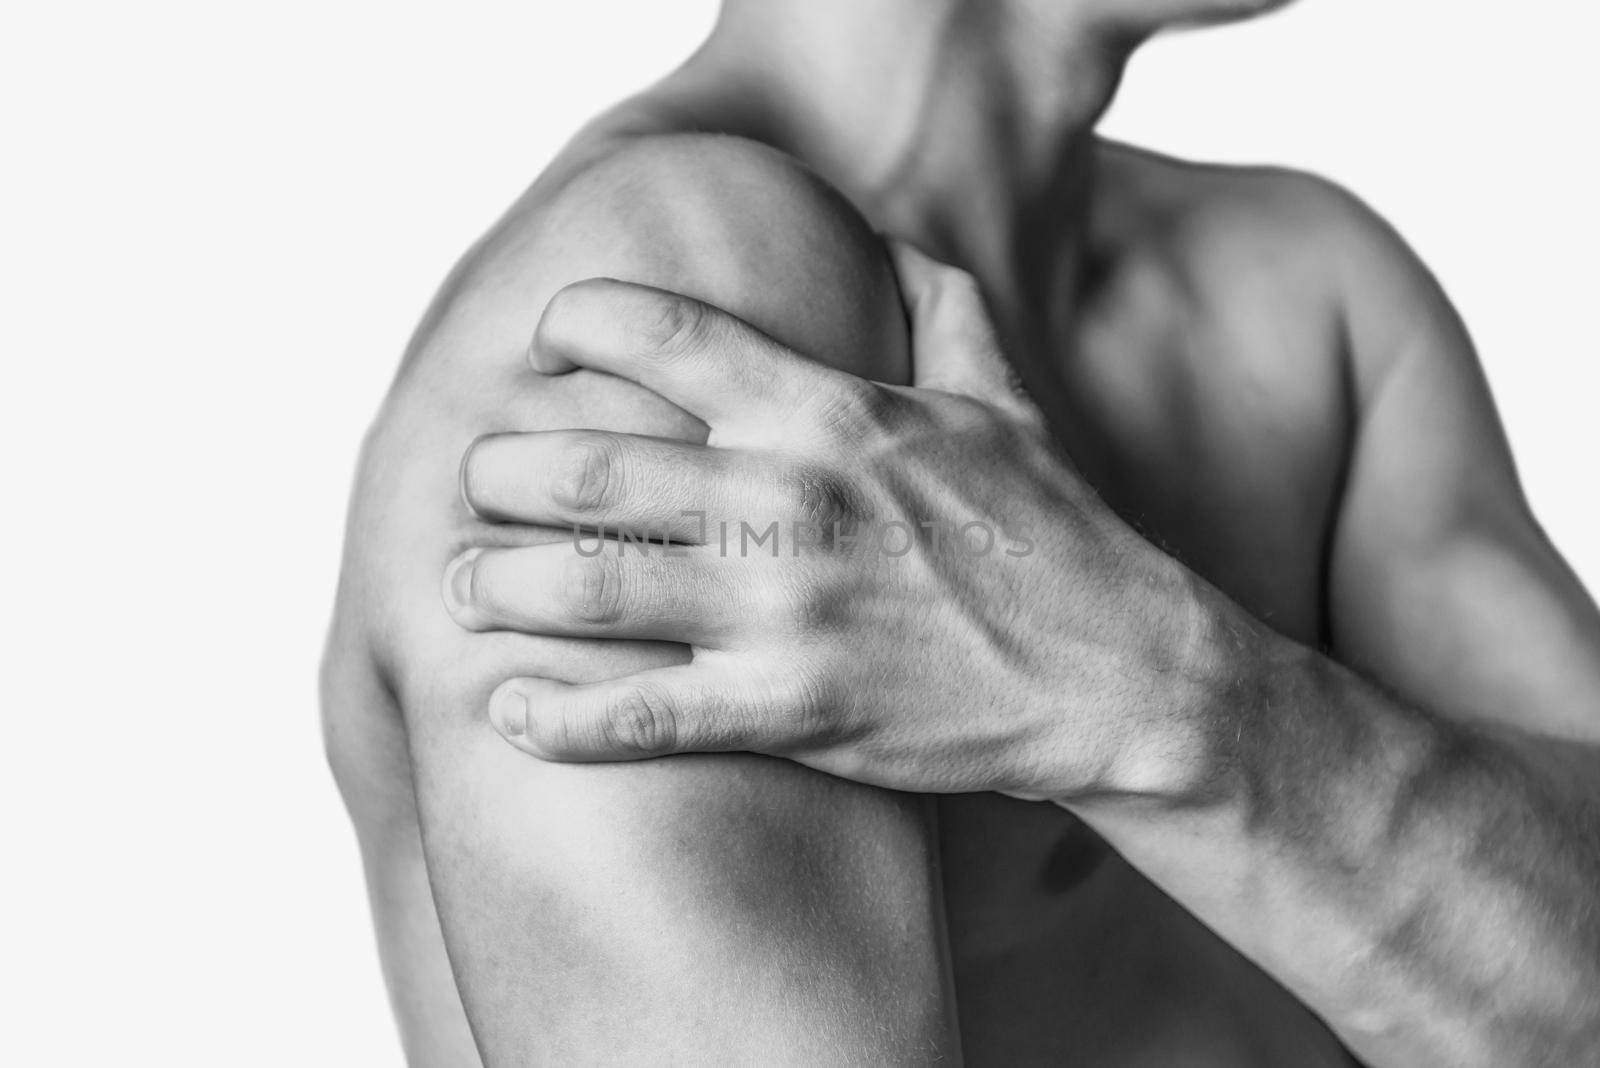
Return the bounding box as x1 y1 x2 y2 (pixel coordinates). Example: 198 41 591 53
2 1 1594 1062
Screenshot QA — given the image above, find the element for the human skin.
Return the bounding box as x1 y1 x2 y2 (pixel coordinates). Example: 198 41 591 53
455 256 1600 1065
326 0 1600 1064
322 133 959 1064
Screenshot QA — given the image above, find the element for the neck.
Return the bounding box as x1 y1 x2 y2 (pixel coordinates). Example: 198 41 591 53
662 0 1139 297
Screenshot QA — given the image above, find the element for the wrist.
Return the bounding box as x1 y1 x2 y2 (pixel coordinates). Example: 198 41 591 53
1078 565 1280 810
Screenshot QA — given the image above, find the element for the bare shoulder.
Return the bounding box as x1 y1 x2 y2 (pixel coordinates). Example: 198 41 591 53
1092 140 1457 395
1097 140 1410 298
1107 141 1459 327
333 118 905 702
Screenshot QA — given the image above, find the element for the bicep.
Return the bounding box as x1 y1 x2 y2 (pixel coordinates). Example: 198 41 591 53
1326 200 1600 741
375 133 953 1061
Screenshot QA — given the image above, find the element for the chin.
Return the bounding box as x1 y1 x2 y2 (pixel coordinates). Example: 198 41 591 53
1194 0 1298 23
1108 0 1299 33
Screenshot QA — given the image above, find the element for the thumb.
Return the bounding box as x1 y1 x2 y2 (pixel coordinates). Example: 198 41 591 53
889 239 1034 415
487 664 761 761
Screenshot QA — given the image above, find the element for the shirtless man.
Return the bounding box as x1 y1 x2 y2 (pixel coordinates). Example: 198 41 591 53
321 0 1600 1063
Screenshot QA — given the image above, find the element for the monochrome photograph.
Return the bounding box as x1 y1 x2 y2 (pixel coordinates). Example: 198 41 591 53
6 0 1598 1063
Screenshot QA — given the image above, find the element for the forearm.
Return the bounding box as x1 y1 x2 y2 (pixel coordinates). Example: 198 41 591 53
1071 594 1600 1067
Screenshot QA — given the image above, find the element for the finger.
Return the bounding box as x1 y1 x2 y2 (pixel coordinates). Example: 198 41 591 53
443 541 757 646
463 430 794 543
487 660 782 760
530 278 843 438
890 240 1038 417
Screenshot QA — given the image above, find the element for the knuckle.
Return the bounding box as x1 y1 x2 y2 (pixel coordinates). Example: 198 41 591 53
780 569 847 631
549 433 618 513
639 291 709 362
562 551 623 625
771 663 840 747
811 378 900 441
787 465 858 531
602 683 677 755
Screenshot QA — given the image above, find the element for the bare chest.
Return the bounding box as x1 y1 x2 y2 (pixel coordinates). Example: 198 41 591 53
1037 283 1350 647
937 280 1358 1064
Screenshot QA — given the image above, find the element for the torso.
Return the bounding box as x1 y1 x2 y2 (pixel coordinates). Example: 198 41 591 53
934 146 1357 1065
339 93 1363 1064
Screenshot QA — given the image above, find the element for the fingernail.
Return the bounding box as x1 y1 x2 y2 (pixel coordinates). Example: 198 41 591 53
491 687 529 738
445 549 481 610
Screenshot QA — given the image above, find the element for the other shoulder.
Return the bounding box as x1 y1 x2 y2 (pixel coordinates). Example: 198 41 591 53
1096 143 1453 386
1096 142 1405 285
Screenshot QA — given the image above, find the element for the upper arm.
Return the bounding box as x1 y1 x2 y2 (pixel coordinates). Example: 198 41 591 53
351 132 955 1063
1321 182 1600 740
